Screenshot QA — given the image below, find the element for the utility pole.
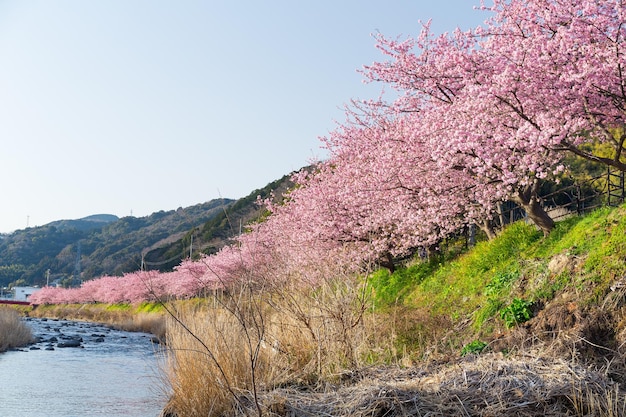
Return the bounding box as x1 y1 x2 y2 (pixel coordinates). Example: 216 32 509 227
74 241 82 286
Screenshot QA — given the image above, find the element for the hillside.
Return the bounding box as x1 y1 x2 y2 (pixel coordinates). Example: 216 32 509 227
0 172 295 288
47 214 121 232
141 172 294 268
368 203 626 368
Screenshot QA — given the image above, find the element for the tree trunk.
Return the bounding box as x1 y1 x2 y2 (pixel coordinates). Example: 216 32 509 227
467 223 477 247
379 252 395 273
511 180 554 236
479 219 497 240
496 202 506 229
426 243 441 261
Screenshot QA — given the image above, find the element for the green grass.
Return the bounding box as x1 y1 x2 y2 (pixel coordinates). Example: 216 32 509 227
367 204 626 349
134 301 165 314
104 303 132 311
403 221 541 318
103 301 164 314
368 261 439 306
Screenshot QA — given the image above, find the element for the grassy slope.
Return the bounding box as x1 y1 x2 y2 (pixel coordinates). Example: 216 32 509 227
369 203 626 359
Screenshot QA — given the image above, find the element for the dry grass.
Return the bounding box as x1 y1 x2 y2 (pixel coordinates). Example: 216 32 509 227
111 312 167 340
258 351 625 417
161 304 283 417
159 280 626 417
0 307 34 352
160 276 388 417
162 320 626 417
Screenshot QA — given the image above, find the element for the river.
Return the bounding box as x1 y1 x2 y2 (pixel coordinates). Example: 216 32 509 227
0 317 166 417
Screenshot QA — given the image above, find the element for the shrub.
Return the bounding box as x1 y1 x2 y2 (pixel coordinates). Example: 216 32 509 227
500 298 533 328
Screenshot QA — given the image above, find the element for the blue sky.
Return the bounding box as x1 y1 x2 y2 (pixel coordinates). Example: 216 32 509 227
0 1 489 233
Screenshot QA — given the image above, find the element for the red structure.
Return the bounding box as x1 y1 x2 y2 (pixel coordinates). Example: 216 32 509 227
0 299 30 306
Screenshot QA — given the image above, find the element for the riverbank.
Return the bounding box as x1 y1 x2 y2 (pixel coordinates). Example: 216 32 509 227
158 206 626 416
8 301 625 416
25 302 167 342
158 289 626 417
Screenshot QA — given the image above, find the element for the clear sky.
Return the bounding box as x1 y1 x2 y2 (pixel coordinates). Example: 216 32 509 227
0 1 489 234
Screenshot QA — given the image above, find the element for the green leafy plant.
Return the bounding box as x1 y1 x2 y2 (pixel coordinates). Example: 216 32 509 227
500 298 533 328
461 340 487 356
484 270 519 297
473 270 519 328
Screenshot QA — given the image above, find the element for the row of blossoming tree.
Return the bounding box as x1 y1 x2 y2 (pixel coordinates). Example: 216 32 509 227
30 0 626 305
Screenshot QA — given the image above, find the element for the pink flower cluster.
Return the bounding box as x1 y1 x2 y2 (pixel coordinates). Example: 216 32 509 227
29 265 218 305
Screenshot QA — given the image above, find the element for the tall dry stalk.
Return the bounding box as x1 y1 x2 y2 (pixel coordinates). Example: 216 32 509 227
570 384 626 417
159 269 385 417
0 307 34 352
161 293 293 417
265 273 375 377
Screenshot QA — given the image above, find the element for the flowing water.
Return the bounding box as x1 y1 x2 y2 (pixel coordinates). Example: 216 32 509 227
0 317 166 417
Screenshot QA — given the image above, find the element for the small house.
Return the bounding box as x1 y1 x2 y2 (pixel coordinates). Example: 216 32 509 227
13 286 39 302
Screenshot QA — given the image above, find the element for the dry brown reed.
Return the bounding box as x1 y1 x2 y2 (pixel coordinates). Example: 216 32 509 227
0 307 34 352
160 273 385 417
111 312 167 340
161 302 277 417
160 279 626 417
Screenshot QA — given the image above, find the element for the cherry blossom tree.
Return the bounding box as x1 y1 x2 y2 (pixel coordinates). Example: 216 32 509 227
480 0 626 172
247 99 503 273
362 16 567 235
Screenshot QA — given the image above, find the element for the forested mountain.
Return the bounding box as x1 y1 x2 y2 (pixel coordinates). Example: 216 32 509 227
0 172 294 288
141 173 294 270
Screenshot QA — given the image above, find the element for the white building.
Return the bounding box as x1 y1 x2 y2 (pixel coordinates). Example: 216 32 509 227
13 286 39 302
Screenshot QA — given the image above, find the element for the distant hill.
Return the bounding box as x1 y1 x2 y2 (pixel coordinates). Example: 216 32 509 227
141 173 295 271
47 214 120 232
0 172 295 288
